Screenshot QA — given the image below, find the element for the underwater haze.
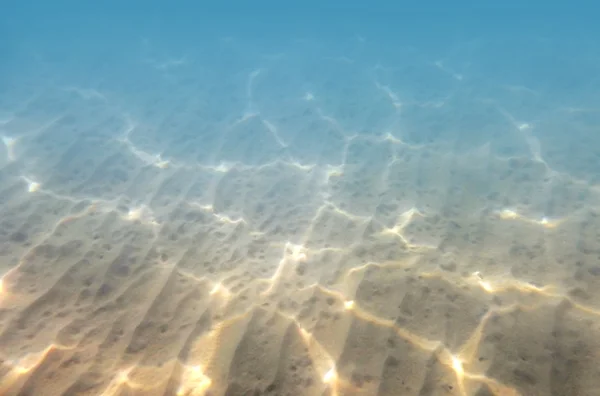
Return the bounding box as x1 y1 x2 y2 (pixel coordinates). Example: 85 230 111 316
1 1 600 395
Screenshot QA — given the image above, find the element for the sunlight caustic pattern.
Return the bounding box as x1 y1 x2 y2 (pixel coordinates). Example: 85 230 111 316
1 34 600 396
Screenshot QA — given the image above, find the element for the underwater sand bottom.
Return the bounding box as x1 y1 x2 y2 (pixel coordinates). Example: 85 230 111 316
1 129 600 396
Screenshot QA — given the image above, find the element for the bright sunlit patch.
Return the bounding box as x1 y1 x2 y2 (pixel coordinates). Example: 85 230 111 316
521 282 544 293
177 364 212 396
125 208 142 221
214 213 246 224
518 123 532 131
538 216 558 229
28 181 41 193
498 208 519 219
326 167 344 178
21 177 41 193
479 280 494 293
10 345 59 375
323 367 337 384
1 135 16 161
116 369 131 384
285 243 307 262
210 283 223 295
498 208 560 229
209 282 231 298
472 271 494 293
344 300 355 310
383 132 403 144
214 163 231 173
1 135 15 146
299 327 311 339
122 205 158 227
155 159 170 169
451 355 464 378
14 364 30 375
292 249 307 262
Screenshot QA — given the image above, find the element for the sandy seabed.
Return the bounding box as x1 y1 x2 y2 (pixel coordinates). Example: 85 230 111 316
1 37 600 396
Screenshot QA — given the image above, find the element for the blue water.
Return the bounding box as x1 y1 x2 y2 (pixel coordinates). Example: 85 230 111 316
1 2 600 396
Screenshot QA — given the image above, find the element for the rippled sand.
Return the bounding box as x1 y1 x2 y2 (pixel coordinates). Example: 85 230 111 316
1 36 600 396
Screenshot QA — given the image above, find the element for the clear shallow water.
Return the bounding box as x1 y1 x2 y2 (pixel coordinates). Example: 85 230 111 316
1 2 600 396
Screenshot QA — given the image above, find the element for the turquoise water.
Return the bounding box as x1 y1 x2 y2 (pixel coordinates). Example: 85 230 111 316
1 2 600 396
